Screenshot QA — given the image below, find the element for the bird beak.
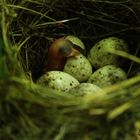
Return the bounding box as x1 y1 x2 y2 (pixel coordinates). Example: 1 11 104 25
67 48 80 57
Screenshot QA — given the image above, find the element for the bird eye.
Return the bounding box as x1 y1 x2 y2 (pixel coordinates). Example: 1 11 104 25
59 43 73 56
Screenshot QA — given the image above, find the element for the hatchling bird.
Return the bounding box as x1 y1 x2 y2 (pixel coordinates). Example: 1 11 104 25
43 38 85 72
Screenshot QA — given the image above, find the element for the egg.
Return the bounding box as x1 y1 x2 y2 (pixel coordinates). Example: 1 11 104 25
88 65 127 88
69 83 104 96
87 37 128 69
37 71 79 91
63 53 92 82
65 35 86 50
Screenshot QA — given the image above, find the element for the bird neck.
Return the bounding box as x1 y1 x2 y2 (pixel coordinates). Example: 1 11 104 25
44 55 67 72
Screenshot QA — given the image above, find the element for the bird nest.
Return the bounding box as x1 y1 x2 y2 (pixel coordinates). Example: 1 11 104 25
0 0 140 140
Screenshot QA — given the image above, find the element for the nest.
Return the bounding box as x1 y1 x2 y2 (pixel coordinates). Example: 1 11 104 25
0 0 140 140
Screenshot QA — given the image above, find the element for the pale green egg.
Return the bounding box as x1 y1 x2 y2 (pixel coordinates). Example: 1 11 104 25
63 53 92 82
69 83 104 96
66 35 86 50
88 65 127 88
37 71 79 92
87 37 128 69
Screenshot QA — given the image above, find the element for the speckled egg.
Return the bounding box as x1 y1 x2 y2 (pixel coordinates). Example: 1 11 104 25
87 37 128 69
88 65 127 88
63 53 92 82
69 83 104 96
65 35 86 50
37 71 79 91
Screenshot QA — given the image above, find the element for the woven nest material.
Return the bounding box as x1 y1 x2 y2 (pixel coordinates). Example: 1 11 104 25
0 0 140 140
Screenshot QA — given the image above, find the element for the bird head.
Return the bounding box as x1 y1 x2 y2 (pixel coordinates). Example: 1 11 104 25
49 38 81 58
43 38 84 72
